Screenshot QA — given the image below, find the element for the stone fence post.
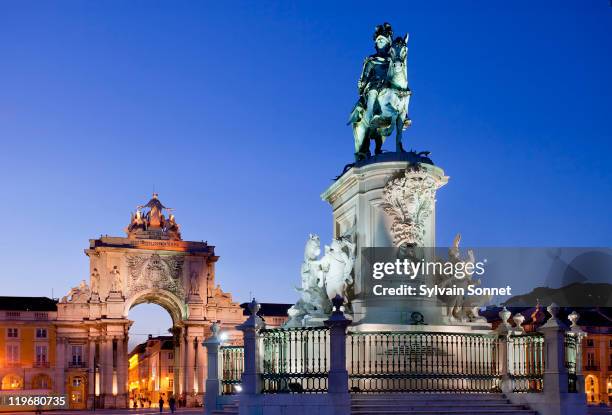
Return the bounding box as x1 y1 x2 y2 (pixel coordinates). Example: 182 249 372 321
324 295 351 415
496 307 512 393
237 298 264 395
203 322 221 415
538 304 569 396
535 303 586 415
325 295 351 394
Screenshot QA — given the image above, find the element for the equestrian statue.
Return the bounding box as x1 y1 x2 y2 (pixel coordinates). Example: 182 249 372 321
349 22 412 161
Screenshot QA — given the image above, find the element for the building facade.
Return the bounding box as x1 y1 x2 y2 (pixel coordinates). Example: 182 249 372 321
127 335 176 408
582 327 612 405
0 297 57 396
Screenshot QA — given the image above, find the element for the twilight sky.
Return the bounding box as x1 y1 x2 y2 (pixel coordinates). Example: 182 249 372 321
1 1 610 346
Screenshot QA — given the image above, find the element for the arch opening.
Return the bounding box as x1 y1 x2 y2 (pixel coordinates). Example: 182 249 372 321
586 375 600 403
126 292 181 409
124 288 187 324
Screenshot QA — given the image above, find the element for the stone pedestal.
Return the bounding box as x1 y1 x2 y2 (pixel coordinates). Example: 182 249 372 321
321 158 448 326
105 292 124 318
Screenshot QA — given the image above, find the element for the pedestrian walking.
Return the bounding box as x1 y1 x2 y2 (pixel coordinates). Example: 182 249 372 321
169 395 176 413
159 397 164 413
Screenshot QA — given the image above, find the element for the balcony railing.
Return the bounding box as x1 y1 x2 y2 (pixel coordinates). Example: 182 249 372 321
5 362 21 368
584 365 599 371
68 361 88 368
33 361 51 368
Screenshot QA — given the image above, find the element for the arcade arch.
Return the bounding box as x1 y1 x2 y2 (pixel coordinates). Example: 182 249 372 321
1 374 23 390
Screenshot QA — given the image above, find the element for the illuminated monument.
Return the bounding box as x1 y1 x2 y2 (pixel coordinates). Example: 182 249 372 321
205 23 588 415
285 21 487 331
55 193 244 409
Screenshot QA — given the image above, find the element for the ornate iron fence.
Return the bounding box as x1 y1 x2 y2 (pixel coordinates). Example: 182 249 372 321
220 346 244 395
218 328 553 394
261 327 329 393
564 333 578 393
508 333 544 393
347 331 501 393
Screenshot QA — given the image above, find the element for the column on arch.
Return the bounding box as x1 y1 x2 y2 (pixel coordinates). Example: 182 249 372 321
186 333 196 396
87 338 97 403
196 334 206 396
181 331 189 396
102 336 114 399
115 335 128 403
171 327 181 397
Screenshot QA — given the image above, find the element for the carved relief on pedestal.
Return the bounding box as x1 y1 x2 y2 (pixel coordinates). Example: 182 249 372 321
381 164 440 247
125 253 185 299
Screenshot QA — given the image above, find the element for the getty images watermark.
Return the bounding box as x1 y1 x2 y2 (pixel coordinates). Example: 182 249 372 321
360 247 612 307
368 256 512 298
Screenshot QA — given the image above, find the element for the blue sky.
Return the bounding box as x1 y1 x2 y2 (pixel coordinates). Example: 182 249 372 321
1 1 610 345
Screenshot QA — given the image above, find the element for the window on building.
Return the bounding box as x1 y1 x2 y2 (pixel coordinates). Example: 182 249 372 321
168 365 174 374
6 344 19 364
168 352 173 360
32 374 51 389
586 339 594 347
35 328 47 339
168 378 173 388
71 345 84 364
7 328 18 338
587 352 596 367
36 345 48 363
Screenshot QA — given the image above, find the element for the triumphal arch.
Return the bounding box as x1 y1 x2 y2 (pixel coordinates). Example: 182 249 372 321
54 194 244 409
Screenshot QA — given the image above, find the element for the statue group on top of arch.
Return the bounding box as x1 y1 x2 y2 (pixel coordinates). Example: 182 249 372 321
349 22 412 161
125 193 181 240
285 234 356 327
